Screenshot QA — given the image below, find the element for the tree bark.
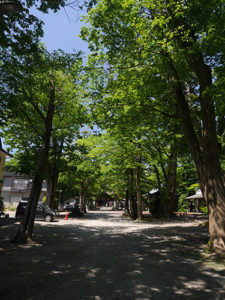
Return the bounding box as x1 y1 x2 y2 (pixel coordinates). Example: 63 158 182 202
167 148 177 217
80 182 87 213
154 164 161 193
12 75 55 243
163 3 225 250
47 163 58 209
46 178 53 207
136 152 143 220
153 146 177 218
125 189 130 215
47 138 64 209
169 56 225 251
128 168 137 220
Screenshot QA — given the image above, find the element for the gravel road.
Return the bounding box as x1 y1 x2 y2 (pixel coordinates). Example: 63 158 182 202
0 210 225 299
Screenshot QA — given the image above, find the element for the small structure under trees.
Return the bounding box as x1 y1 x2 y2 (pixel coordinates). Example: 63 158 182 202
185 190 205 213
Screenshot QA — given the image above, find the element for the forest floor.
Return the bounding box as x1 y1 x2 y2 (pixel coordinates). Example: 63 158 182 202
0 209 225 299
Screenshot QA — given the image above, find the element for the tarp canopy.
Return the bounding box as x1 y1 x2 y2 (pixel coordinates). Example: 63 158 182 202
185 189 203 200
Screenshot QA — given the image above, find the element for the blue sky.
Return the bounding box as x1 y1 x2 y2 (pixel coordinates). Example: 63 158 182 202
30 6 89 55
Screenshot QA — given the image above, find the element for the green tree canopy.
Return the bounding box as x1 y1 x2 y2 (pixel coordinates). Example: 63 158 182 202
81 0 225 251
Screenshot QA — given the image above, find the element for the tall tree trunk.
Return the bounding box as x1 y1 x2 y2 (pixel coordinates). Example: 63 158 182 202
46 178 53 207
154 146 177 218
128 168 137 219
158 157 170 218
154 165 161 193
167 149 177 217
47 162 58 209
169 56 225 251
80 182 87 213
188 54 225 250
150 165 161 217
136 152 143 220
125 189 130 216
47 138 64 209
12 76 55 243
163 5 225 251
49 167 59 209
124 170 130 216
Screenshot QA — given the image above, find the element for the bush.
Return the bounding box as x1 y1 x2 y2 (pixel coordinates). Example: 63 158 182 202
178 194 188 212
200 206 208 215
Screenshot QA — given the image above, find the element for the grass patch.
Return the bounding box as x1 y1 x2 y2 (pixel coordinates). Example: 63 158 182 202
201 252 225 270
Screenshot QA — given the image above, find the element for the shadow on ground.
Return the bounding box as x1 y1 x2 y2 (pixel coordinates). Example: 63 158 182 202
0 212 224 300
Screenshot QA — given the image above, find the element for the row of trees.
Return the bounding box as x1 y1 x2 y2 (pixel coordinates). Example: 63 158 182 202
1 46 89 241
0 0 92 242
78 0 225 252
1 40 196 238
1 0 225 252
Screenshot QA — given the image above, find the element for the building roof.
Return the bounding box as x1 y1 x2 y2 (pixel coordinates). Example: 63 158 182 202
3 171 32 178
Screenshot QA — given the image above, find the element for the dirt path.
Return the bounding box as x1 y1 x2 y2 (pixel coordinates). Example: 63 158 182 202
0 210 225 299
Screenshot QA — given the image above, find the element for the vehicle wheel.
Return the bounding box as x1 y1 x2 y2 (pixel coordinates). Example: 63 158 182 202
45 214 52 222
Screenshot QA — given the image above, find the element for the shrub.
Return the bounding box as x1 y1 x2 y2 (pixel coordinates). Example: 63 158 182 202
42 196 47 203
201 206 208 215
178 194 188 212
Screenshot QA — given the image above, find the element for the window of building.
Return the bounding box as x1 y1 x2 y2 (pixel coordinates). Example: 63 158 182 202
2 177 12 190
13 179 28 190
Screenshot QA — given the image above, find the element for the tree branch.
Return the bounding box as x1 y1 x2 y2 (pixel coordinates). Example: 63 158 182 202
20 109 43 137
20 87 46 122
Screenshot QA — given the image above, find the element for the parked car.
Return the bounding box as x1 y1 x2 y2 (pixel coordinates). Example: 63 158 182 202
63 200 77 212
15 201 56 222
